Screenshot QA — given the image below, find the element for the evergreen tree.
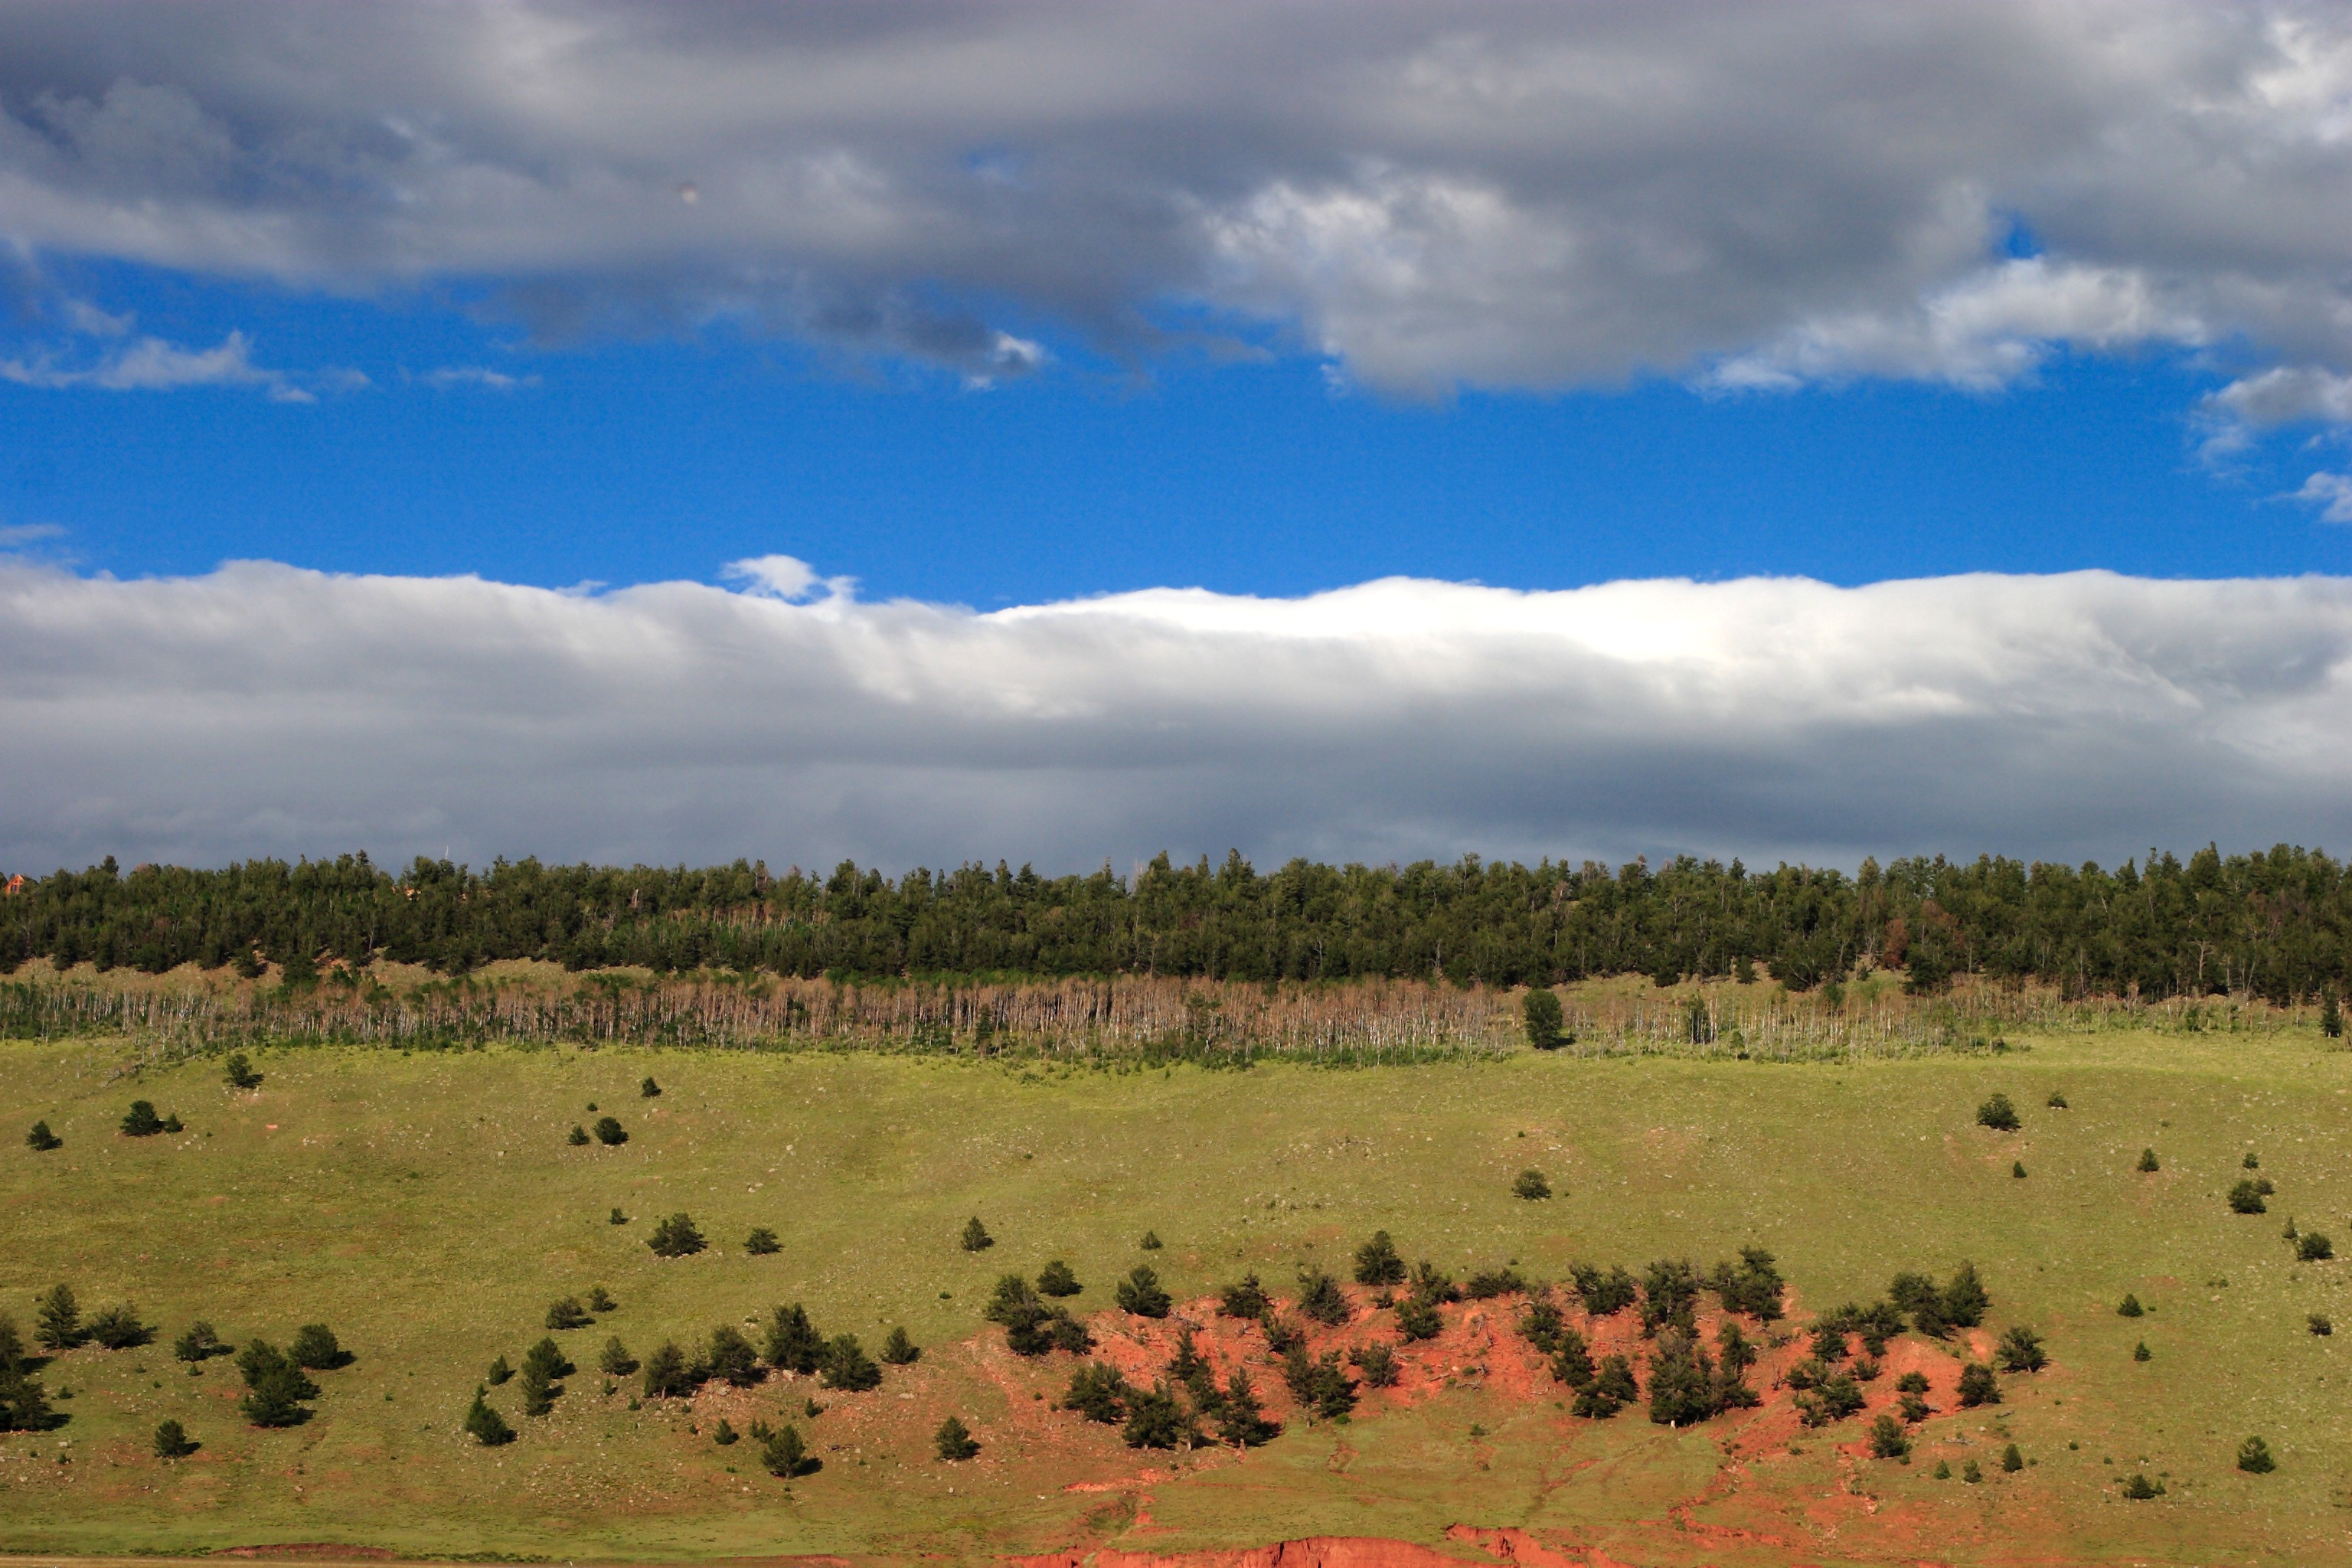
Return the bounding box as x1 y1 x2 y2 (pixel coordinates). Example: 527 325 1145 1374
2117 1293 2144 1318
121 1100 165 1137
152 1418 198 1458
464 1387 515 1446
1522 987 1565 1050
1955 1362 2001 1407
2137 1147 2161 1173
486 1354 514 1385
174 1321 227 1362
1645 1328 1719 1426
934 1416 980 1461
2013 1161 2027 1178
1549 1327 1596 1390
1867 1413 1911 1459
1519 1295 1564 1354
1942 1262 1990 1328
1214 1370 1279 1446
1997 1325 2048 1373
1116 1266 1172 1318
818 1334 882 1391
2324 991 2344 1039
1119 1381 1197 1449
34 1285 81 1351
640 1341 695 1399
1217 1273 1267 1317
765 1304 822 1373
1573 1354 1638 1419
880 1326 920 1365
712 1418 738 1446
547 1296 592 1331
1353 1231 1406 1287
1139 1230 1163 1250
1572 1263 1638 1316
1281 1345 1358 1420
518 1362 554 1418
594 1116 627 1145
523 1337 573 1382
2236 1436 2276 1474
960 1217 994 1252
2309 1315 2333 1338
598 1337 636 1377
761 1422 817 1477
2136 1340 2154 1358
1394 1294 1442 1341
1059 1361 1129 1424
2298 1231 2334 1261
567 1124 590 1146
2121 1472 2164 1498
1513 1168 1551 1200
2047 1090 2069 1109
647 1212 705 1257
2001 1442 2024 1473
1707 1247 1786 1321
1296 1266 1349 1325
1037 1260 1083 1298
87 1302 152 1350
24 1121 60 1152
706 1325 763 1387
2229 1178 2269 1214
744 1227 781 1256
224 1053 263 1089
235 1341 320 1427
1640 1259 1701 1337
1349 1341 1400 1389
586 1285 616 1312
639 1076 662 1098
1975 1093 2020 1132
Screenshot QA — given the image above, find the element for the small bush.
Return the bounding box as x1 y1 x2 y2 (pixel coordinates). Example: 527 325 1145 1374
2135 1340 2152 1360
2122 1472 2164 1499
463 1387 514 1446
640 1341 696 1399
34 1285 80 1351
121 1101 165 1138
959 1217 994 1252
648 1212 706 1258
1037 1260 1083 1298
2046 1091 2068 1109
1996 1325 2047 1373
1523 986 1566 1050
87 1303 152 1351
593 1116 627 1146
712 1417 737 1446
1513 1168 1551 1200
2298 1232 2334 1262
1956 1363 2001 1407
1217 1272 1266 1317
547 1296 593 1331
486 1354 514 1385
567 1124 590 1146
1962 1459 1983 1483
2002 1442 2024 1473
880 1326 920 1365
24 1121 60 1152
639 1076 661 1098
2012 1160 2027 1178
1060 1361 1130 1423
1297 1267 1349 1326
224 1052 263 1089
1350 1341 1400 1388
1116 1266 1172 1318
1138 1230 1162 1250
1867 1413 1910 1459
2310 1314 2334 1337
761 1422 818 1478
152 1418 198 1458
1353 1230 1407 1286
1976 1093 2020 1132
2237 1435 2276 1474
1572 1263 1639 1317
598 1337 637 1376
818 1334 882 1391
743 1227 781 1256
2117 1293 2144 1318
934 1415 980 1461
174 1321 227 1362
290 1324 347 1369
2243 1151 2261 1168
1895 1370 1929 1395
1394 1295 1442 1341
236 1341 320 1428
609 1207 628 1225
2229 1179 2269 1214
586 1285 616 1312
1464 1266 1526 1300
2137 1147 2161 1173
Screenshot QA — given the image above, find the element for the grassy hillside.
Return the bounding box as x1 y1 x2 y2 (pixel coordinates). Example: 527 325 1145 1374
2 1020 2348 1565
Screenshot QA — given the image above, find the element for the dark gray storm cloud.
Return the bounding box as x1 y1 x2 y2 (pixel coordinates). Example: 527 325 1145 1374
4 560 2349 873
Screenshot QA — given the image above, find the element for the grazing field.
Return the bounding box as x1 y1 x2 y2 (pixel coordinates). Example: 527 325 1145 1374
3 1010 2350 1566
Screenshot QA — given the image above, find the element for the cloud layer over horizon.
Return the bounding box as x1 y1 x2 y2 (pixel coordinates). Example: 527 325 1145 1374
7 558 2350 875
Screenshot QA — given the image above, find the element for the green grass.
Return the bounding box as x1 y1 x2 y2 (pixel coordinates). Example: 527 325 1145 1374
3 1027 2350 1565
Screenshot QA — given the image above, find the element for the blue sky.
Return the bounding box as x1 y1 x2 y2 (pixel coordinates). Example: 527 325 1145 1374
5 2 2352 873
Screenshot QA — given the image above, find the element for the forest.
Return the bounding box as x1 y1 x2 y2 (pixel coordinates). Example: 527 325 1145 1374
5 842 2350 1004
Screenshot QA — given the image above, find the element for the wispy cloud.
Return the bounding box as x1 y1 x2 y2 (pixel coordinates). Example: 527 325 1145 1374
5 560 2352 872
0 329 314 400
413 365 540 391
2295 472 2352 524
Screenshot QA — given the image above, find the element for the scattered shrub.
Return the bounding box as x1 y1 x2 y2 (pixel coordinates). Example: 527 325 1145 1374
609 1207 628 1226
1394 1295 1442 1341
639 1076 661 1098
235 1341 320 1427
290 1324 348 1369
1120 1381 1197 1449
152 1418 198 1458
2298 1232 2334 1261
1060 1361 1130 1423
1522 986 1566 1050
2117 1293 2144 1318
880 1326 920 1365
934 1415 980 1461
586 1285 616 1312
2238 1435 2276 1473
486 1354 514 1385
1116 1266 1172 1318
1868 1413 1911 1459
1281 1345 1358 1420
1956 1362 2001 1407
648 1212 706 1257
2310 1315 2334 1337
224 1052 263 1089
120 1101 166 1138
1513 1168 1551 1200
567 1124 590 1146
712 1417 737 1446
2012 1161 2027 1179
2228 1179 2269 1214
86 1303 152 1350
1215 1370 1280 1446
1139 1230 1163 1250
1349 1341 1400 1389
598 1336 636 1376
2122 1472 2164 1499
960 1217 994 1252
2046 1091 2069 1109
34 1285 81 1351
818 1334 882 1391
640 1342 696 1399
1976 1093 2020 1132
1519 1296 1564 1354
743 1227 781 1256
174 1321 227 1362
593 1116 627 1145
547 1296 593 1331
765 1303 822 1373
761 1422 818 1478
1895 1370 1930 1396
2243 1151 2261 1168
2137 1147 2161 1173
1962 1459 1983 1483
1572 1263 1638 1317
1808 1321 1849 1363
1464 1266 1527 1300
1640 1259 1701 1337
1997 1325 2048 1373
1899 1391 1930 1423
463 1387 514 1446
707 1325 763 1388
1037 1260 1083 1298
1353 1230 1406 1287
1297 1266 1349 1325
1942 1263 1989 1328
2135 1340 2152 1360
24 1121 60 1152
2002 1442 2024 1473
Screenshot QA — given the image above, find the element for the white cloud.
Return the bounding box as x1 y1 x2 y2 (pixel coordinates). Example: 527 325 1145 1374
415 365 539 391
0 4 2344 393
0 328 311 398
4 559 2350 872
2295 472 2352 523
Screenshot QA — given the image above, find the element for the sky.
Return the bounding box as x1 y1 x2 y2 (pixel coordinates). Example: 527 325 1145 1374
5 2 2352 875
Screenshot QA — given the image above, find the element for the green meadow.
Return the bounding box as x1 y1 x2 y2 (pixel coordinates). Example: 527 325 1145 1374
3 1018 2350 1566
